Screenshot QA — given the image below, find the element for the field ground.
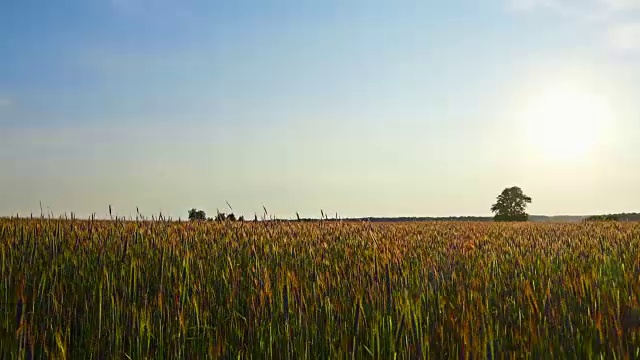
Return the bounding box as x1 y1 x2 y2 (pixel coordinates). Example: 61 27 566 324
2 219 640 358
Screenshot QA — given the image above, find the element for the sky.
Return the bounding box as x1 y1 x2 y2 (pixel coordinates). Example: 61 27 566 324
1 0 639 219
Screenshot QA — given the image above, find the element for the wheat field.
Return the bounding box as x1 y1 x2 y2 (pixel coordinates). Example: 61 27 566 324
1 218 640 359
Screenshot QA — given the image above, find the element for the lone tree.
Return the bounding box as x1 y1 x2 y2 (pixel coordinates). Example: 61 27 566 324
188 208 207 221
491 186 532 222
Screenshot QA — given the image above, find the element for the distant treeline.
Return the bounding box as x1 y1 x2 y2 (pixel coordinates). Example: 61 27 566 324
584 213 640 222
291 216 493 223
290 213 640 223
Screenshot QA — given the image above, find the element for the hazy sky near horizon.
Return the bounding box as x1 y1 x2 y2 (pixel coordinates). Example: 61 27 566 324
1 0 640 219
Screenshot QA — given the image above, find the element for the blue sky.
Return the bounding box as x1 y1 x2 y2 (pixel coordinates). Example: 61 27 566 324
1 0 640 219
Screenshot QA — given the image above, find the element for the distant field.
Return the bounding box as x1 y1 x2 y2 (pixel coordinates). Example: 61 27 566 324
1 219 640 358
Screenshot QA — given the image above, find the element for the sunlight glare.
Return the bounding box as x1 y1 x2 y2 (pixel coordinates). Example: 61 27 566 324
523 84 613 161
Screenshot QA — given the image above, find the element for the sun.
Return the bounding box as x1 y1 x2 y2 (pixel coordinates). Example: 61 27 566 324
522 84 613 161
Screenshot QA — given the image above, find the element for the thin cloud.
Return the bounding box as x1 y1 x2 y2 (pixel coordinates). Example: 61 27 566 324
506 0 541 11
508 0 614 20
0 98 12 107
608 23 640 53
508 0 640 57
508 0 640 20
606 0 640 10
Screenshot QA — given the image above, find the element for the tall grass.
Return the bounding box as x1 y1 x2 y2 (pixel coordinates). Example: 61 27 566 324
1 218 640 358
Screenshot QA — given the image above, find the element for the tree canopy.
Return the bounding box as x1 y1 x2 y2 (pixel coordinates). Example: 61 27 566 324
491 186 532 222
188 208 207 221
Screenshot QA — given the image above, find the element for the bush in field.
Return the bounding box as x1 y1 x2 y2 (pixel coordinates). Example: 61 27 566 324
214 212 239 222
188 208 207 221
